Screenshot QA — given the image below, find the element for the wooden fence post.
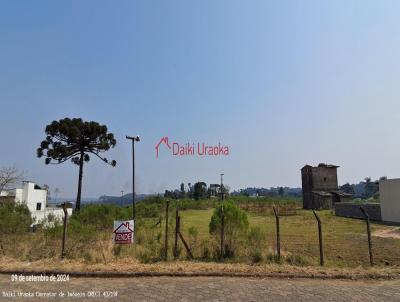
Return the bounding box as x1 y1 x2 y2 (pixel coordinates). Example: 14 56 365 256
164 199 169 261
174 207 179 259
360 206 374 266
220 204 225 259
177 216 194 259
272 206 280 261
312 210 324 266
61 203 68 258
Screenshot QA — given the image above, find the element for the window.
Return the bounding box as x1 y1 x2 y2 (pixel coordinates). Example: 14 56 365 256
36 203 42 211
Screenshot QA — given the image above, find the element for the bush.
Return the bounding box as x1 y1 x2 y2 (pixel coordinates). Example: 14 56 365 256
136 203 162 218
251 250 263 263
247 226 264 262
209 201 249 258
70 204 131 230
0 201 32 234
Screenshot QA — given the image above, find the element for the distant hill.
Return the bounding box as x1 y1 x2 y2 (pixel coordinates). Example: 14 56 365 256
48 195 150 206
95 193 149 206
47 197 96 206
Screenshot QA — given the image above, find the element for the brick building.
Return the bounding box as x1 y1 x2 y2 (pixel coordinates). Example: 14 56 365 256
301 163 352 209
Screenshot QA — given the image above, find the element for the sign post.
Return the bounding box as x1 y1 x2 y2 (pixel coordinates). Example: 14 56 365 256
113 220 134 244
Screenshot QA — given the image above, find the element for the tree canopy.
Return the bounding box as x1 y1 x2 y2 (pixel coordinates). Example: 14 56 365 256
37 118 116 166
193 182 207 200
37 118 117 210
209 201 249 257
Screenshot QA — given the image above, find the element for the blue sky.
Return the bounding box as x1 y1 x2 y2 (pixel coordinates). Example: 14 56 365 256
1 1 400 198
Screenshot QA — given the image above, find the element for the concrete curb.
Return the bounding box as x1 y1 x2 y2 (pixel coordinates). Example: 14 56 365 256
0 270 398 281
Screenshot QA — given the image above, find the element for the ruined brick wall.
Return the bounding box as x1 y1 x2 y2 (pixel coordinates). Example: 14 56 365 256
335 203 382 221
302 165 339 209
311 167 338 192
301 166 313 209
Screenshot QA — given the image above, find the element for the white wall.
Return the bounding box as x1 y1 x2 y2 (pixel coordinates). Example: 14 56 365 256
380 178 400 223
34 207 73 225
13 181 72 226
21 181 47 213
0 190 9 197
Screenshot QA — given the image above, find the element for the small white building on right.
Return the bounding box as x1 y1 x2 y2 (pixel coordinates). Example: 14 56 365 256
379 178 400 223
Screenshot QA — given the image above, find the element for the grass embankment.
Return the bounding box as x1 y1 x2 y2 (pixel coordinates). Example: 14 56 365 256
1 257 400 280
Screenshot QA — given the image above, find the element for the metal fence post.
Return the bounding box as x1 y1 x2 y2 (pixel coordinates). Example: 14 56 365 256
272 206 280 261
360 206 374 266
312 210 324 266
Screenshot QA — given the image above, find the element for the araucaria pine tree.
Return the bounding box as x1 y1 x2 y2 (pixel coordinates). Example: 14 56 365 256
37 118 117 211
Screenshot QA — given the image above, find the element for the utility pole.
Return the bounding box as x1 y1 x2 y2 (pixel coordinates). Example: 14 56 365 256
121 190 124 207
126 135 140 221
220 173 224 200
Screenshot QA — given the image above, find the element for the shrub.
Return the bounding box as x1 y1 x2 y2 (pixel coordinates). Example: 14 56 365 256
251 250 263 263
70 204 130 230
136 203 161 218
0 201 32 234
247 226 264 262
247 226 264 247
209 201 249 258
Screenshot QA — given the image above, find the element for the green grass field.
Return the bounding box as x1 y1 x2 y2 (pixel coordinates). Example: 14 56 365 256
178 208 400 267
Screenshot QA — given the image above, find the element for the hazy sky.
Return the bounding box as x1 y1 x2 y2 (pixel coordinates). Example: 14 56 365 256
1 1 400 198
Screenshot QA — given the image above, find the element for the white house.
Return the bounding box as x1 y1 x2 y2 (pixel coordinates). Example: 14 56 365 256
380 178 400 223
2 181 72 226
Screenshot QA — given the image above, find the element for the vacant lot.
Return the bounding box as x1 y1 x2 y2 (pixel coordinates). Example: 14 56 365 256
1 198 400 269
178 209 400 267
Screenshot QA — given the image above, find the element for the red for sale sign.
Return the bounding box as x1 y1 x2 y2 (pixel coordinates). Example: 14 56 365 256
113 220 134 244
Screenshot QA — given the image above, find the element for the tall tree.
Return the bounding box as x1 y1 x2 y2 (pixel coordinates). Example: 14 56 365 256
37 118 116 211
193 182 207 200
363 177 379 199
180 182 185 198
340 183 355 195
